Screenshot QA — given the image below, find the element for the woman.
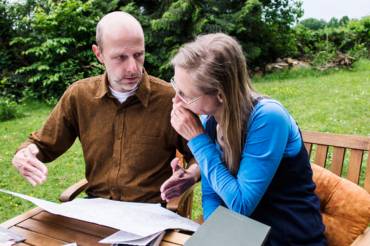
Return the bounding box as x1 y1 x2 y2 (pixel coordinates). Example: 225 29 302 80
169 33 326 245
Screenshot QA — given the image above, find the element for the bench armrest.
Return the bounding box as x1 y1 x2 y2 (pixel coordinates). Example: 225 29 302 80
59 179 88 202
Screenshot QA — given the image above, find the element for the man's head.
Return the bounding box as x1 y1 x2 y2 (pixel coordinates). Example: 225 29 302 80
92 11 145 92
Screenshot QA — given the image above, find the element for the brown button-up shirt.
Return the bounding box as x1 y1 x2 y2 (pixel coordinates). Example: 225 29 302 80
19 72 193 203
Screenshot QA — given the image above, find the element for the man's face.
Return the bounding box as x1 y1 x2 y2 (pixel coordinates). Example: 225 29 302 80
98 32 145 92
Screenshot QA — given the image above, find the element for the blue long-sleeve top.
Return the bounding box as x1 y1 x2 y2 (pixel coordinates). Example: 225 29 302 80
188 99 302 220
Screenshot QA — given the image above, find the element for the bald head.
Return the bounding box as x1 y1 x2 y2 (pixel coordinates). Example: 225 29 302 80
96 11 144 50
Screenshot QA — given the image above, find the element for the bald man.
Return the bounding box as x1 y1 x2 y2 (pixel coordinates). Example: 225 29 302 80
12 12 199 204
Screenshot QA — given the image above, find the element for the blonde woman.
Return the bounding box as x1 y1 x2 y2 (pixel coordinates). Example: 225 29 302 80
168 33 326 245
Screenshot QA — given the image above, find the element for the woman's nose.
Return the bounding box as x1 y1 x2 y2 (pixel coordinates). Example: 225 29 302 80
173 94 183 104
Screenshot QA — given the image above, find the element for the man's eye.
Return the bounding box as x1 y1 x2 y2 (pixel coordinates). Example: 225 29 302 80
134 52 143 59
117 55 127 60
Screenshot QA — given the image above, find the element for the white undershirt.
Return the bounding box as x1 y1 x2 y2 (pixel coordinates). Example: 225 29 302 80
109 86 138 103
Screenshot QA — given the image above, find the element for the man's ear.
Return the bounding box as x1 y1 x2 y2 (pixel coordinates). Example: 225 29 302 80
92 44 104 64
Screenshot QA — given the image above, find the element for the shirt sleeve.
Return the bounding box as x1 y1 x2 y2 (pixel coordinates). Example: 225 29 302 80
17 86 78 162
201 171 225 219
188 101 292 219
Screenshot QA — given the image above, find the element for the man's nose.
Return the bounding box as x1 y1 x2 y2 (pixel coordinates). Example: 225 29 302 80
126 57 139 73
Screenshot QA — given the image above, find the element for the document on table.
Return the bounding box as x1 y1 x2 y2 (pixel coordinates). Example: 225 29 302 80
0 189 199 238
100 230 165 245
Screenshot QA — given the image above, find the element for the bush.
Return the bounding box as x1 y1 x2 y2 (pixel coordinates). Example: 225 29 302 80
1 1 368 101
295 16 370 63
2 0 303 101
0 98 19 121
348 43 369 59
8 0 118 101
311 43 337 67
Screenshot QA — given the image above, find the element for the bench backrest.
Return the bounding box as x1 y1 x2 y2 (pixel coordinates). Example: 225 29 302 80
302 131 370 193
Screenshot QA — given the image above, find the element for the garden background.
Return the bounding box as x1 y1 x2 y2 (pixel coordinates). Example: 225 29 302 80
0 0 369 221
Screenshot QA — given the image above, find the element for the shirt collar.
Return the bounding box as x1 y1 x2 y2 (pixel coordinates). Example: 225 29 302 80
95 70 151 107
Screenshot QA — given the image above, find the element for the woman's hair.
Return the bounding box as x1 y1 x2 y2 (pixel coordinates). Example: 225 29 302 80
171 33 256 175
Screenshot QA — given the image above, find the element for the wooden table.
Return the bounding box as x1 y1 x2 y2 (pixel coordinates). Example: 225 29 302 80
1 207 191 246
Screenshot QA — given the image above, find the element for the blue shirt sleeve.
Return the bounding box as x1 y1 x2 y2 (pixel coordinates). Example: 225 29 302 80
189 100 294 220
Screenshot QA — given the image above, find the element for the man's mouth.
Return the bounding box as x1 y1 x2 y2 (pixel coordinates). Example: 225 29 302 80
124 77 139 83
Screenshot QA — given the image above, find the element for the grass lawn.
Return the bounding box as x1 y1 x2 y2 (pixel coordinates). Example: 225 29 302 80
0 59 369 222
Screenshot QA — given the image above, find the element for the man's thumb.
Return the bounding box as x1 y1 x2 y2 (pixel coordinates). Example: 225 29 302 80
28 144 39 155
170 157 181 173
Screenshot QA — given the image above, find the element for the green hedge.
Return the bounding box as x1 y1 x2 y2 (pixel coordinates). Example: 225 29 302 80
1 0 303 100
0 0 368 101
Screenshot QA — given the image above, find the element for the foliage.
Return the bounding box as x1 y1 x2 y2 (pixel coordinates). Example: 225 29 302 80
1 1 369 101
295 16 370 65
137 0 303 81
299 16 350 30
299 18 327 30
2 0 118 100
348 43 369 60
0 0 11 71
0 98 19 121
1 0 303 100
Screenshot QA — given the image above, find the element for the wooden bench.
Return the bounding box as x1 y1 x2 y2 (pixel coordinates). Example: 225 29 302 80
302 131 370 191
302 131 370 246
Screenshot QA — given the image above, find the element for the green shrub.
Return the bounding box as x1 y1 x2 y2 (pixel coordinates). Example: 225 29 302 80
295 16 370 62
1 1 368 102
311 43 337 67
0 98 19 121
9 0 117 101
3 0 304 101
348 43 369 59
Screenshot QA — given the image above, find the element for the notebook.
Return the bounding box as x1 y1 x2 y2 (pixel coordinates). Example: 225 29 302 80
185 206 270 246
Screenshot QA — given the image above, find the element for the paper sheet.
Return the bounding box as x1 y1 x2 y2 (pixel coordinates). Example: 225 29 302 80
100 230 162 245
0 189 199 237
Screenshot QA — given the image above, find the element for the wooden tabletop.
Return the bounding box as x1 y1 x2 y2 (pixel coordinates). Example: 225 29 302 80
1 207 192 246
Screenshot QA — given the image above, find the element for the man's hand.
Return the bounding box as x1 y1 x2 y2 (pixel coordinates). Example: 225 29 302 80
160 157 200 202
12 144 48 186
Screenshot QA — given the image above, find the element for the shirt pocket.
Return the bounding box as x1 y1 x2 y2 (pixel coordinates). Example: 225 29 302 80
125 135 170 176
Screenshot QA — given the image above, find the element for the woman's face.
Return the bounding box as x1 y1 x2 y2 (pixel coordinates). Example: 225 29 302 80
172 66 223 116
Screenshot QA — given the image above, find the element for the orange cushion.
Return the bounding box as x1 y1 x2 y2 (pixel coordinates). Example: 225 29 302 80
312 163 370 246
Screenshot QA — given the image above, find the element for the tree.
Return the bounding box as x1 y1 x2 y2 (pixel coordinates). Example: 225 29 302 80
8 0 118 100
124 0 303 80
4 0 304 100
299 18 327 30
327 17 339 28
339 16 350 26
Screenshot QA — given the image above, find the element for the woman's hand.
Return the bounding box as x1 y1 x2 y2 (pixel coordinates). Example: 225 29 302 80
170 101 204 141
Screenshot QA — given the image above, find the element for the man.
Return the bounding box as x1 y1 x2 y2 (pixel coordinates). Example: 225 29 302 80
11 11 199 204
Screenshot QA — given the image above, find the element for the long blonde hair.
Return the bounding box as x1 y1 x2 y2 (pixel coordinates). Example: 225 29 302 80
172 33 256 175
